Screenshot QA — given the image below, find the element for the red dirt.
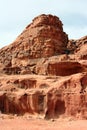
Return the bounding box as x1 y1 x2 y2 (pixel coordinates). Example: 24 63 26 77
0 115 87 130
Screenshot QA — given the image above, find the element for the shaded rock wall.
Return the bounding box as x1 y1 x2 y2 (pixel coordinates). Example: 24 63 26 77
35 57 86 76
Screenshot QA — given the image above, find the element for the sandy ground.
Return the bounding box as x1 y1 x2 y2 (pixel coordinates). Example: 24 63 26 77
0 114 87 130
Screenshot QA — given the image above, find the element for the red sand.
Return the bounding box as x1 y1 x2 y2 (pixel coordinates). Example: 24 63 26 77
0 115 87 130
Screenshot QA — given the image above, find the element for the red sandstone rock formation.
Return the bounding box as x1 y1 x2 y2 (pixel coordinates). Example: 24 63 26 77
0 14 87 119
0 73 87 119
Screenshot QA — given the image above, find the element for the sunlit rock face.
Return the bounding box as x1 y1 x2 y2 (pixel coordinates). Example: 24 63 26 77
0 14 87 119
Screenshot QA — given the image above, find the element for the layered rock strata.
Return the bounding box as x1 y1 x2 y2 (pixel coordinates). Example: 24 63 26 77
0 14 87 119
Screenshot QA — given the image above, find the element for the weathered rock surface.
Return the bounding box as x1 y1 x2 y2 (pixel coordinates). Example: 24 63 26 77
0 14 68 67
0 73 87 119
0 14 87 119
67 36 87 59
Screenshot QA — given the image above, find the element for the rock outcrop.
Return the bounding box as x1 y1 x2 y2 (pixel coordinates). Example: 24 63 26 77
0 14 87 119
0 73 87 119
0 14 68 67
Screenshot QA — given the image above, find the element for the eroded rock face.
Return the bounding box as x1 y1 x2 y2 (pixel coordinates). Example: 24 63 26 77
35 58 85 76
0 73 87 119
0 14 87 119
67 36 87 59
0 14 68 68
